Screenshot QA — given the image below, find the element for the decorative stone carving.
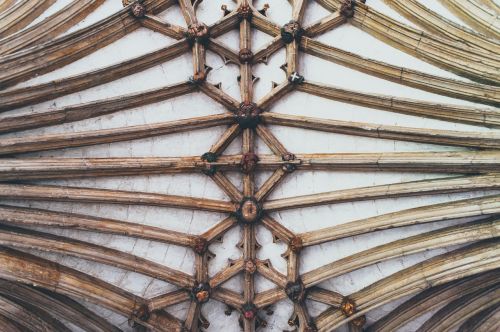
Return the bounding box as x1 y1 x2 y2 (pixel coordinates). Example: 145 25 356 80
187 23 210 45
242 302 258 320
244 259 257 274
235 102 261 129
240 152 259 173
239 48 254 64
340 0 357 18
189 71 207 84
341 297 356 316
282 153 297 173
237 4 253 20
130 2 146 18
193 237 208 254
285 280 306 303
288 72 305 84
235 197 262 224
192 283 211 303
281 20 304 44
289 236 303 253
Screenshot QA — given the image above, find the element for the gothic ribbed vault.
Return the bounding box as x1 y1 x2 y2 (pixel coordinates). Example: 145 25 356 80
0 0 499 331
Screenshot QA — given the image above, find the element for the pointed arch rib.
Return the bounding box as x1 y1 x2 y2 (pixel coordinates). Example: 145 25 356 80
300 194 500 247
0 183 236 213
300 37 500 107
0 293 70 332
0 113 233 155
0 225 196 288
0 0 56 39
440 0 500 39
261 112 500 149
302 217 499 287
264 174 500 212
316 0 500 84
314 239 500 331
0 41 189 113
368 269 499 332
417 285 500 332
384 0 500 54
0 247 184 331
0 0 176 88
257 151 500 173
457 302 500 332
0 280 121 332
0 204 196 247
298 81 500 128
0 82 195 134
0 0 106 56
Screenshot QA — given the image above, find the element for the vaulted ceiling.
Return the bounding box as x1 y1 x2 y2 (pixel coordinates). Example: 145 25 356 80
0 0 499 331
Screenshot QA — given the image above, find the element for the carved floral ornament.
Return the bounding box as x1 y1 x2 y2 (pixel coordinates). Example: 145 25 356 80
0 0 498 331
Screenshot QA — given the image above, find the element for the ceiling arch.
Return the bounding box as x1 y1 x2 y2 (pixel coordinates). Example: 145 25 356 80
0 0 498 331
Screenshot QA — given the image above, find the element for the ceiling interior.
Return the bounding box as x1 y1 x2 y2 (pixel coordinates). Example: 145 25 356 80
0 0 499 331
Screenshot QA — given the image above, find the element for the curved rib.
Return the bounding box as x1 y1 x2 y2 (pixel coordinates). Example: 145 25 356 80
307 287 344 307
441 0 500 39
0 293 70 332
0 156 210 180
0 40 190 112
0 82 195 134
368 270 499 332
300 37 500 107
261 112 500 148
0 247 184 331
305 12 347 37
417 285 500 332
0 0 105 55
142 15 187 40
209 259 245 288
0 0 175 89
257 151 500 174
261 214 295 244
12 152 496 177
148 289 191 311
300 194 500 247
315 0 500 85
254 288 287 309
0 113 233 155
315 239 500 331
264 174 500 212
199 82 241 110
0 0 56 38
298 81 500 128
0 225 196 288
255 259 287 288
201 216 237 243
458 302 500 332
0 314 24 332
257 81 294 111
0 204 196 247
351 2 500 85
0 183 236 213
253 35 283 63
478 0 500 12
385 0 500 54
302 217 499 287
211 287 245 308
0 280 121 332
0 0 15 14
